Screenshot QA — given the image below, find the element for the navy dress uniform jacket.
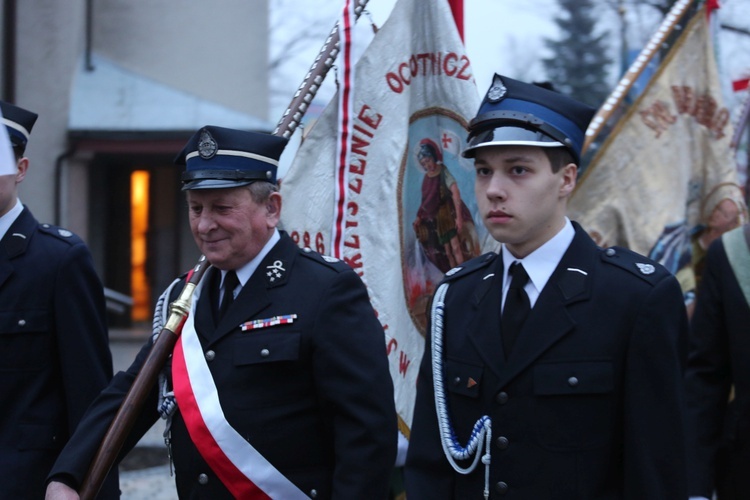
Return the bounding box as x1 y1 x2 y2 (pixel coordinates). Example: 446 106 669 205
0 207 118 499
49 232 397 499
405 223 689 499
685 232 750 498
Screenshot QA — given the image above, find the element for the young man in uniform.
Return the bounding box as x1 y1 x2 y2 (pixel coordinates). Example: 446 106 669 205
405 75 688 499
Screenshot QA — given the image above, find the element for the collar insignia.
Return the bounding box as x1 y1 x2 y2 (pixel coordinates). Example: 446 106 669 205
266 260 286 282
445 266 463 277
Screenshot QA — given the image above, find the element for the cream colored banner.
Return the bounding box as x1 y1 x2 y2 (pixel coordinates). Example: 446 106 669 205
569 12 745 293
280 0 480 432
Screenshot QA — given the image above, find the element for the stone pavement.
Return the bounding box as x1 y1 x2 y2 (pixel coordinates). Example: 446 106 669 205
111 327 178 499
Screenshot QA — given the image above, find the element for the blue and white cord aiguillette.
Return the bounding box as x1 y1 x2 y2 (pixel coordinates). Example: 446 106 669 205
431 283 492 500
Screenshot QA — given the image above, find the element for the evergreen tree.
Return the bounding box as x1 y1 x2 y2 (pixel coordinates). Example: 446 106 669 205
542 0 613 108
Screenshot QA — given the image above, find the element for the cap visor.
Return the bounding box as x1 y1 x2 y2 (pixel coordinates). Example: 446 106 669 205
462 126 563 158
181 179 255 191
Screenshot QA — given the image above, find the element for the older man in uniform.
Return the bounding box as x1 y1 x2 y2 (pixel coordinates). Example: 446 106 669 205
46 125 397 499
0 101 117 498
405 75 688 499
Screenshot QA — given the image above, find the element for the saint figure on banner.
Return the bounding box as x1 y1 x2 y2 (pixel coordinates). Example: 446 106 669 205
412 137 478 273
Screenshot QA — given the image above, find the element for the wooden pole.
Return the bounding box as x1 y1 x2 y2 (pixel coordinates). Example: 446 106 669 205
274 0 370 139
79 257 210 500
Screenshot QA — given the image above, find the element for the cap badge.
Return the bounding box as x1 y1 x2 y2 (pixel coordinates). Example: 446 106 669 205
487 80 507 102
266 260 286 282
636 263 655 275
198 129 218 160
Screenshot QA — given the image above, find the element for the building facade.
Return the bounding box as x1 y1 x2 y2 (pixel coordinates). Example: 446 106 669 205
2 0 272 325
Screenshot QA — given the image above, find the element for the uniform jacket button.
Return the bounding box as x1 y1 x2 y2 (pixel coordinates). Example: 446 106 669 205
198 473 209 485
18 319 26 327
309 489 318 498
205 350 215 361
496 436 509 450
260 348 270 357
495 391 509 404
495 481 509 494
568 376 579 387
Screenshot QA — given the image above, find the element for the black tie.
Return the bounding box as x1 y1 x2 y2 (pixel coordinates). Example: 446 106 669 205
502 262 531 357
218 270 239 321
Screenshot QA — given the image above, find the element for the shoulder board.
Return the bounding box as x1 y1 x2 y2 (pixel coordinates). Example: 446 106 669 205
442 252 498 282
600 246 667 284
298 247 352 272
38 223 83 245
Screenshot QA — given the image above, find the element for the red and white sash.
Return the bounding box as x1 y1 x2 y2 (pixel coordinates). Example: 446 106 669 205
172 278 309 499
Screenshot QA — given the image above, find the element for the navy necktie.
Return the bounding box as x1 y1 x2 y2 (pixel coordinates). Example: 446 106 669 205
218 270 239 321
502 262 531 357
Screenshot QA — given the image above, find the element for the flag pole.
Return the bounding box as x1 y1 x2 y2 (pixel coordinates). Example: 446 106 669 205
582 0 694 154
274 0 371 139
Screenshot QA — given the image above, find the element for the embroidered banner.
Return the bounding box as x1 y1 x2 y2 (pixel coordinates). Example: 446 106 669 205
280 0 481 434
568 10 747 296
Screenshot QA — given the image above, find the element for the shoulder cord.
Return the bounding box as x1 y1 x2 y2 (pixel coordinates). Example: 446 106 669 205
152 278 181 475
431 282 492 500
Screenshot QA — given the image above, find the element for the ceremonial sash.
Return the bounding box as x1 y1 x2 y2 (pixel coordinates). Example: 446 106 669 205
172 279 309 499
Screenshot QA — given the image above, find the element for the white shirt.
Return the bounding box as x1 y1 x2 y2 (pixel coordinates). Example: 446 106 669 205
0 198 23 241
501 217 575 311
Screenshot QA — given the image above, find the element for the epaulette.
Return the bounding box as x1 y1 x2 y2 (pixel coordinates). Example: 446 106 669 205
298 246 352 272
38 223 83 245
441 252 498 282
599 246 667 284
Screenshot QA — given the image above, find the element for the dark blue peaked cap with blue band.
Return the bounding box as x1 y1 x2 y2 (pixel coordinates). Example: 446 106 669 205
1 100 38 153
176 125 288 190
462 74 596 164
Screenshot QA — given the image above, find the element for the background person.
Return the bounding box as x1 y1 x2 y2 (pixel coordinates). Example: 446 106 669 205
0 100 117 499
686 223 750 500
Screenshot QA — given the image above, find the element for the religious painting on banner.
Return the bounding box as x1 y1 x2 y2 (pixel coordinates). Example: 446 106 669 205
568 9 747 301
279 0 481 434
